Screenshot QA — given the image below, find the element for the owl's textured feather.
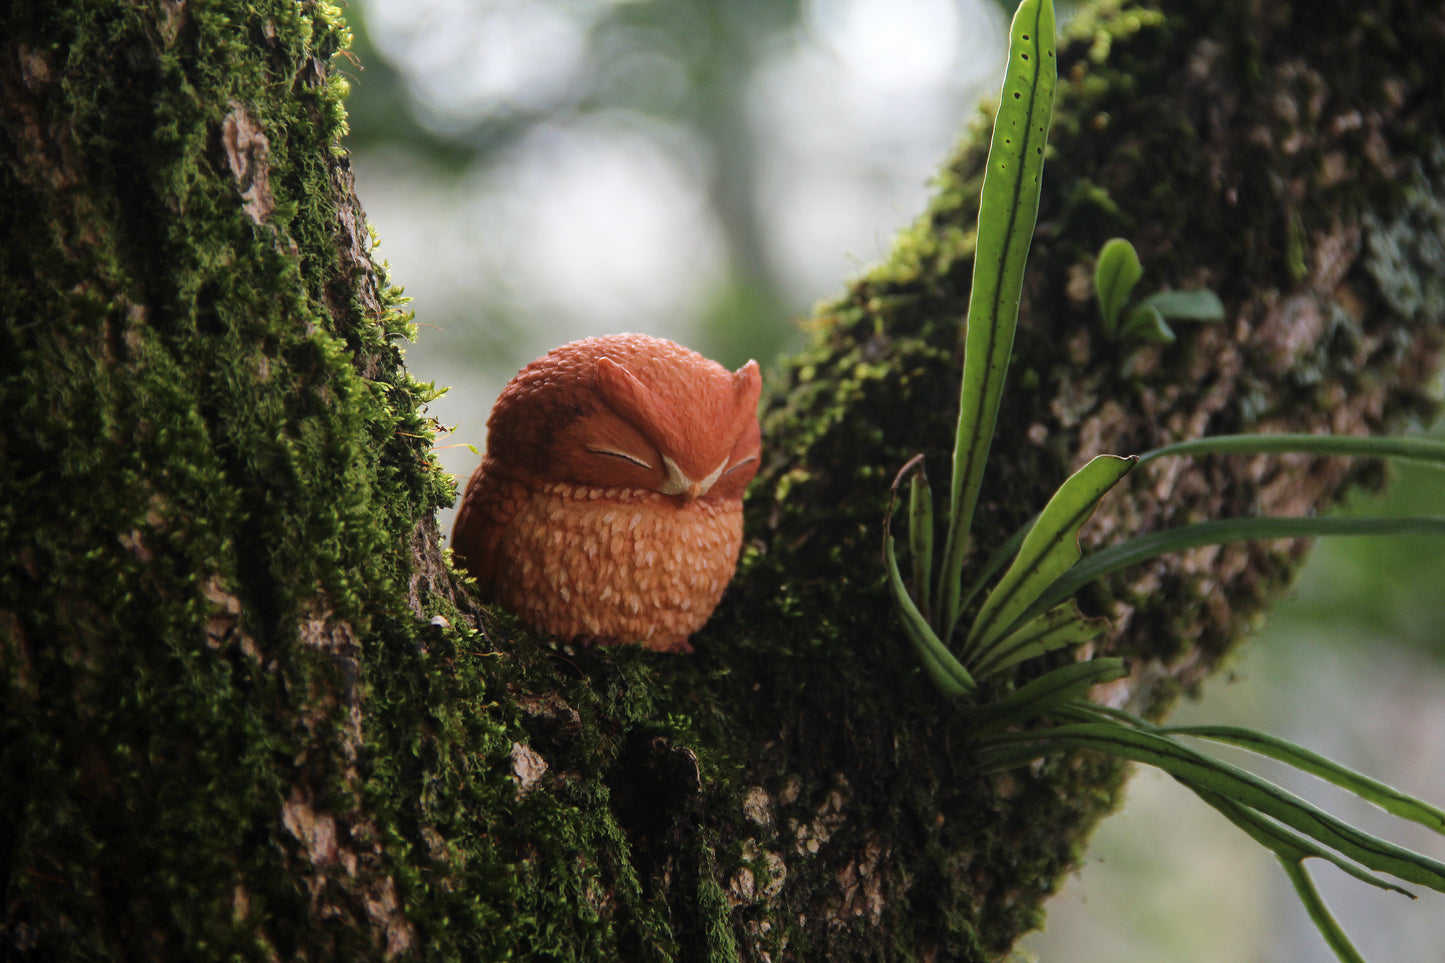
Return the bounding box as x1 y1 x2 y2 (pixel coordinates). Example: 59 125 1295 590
451 334 761 652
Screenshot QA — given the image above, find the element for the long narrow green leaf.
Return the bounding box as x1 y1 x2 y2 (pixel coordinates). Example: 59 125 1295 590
1063 696 1445 832
939 0 1057 641
1025 515 1445 621
966 659 1127 738
983 723 1445 890
1192 785 1414 899
1280 857 1370 963
1051 698 1140 728
908 463 935 620
965 454 1134 658
886 459 965 694
971 603 1106 679
1059 702 1445 835
972 743 1063 774
885 533 975 698
1138 433 1445 468
956 511 1035 622
1195 786 1391 963
1160 724 1445 832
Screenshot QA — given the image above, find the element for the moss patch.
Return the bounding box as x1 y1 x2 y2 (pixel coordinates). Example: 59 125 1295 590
1 1 442 956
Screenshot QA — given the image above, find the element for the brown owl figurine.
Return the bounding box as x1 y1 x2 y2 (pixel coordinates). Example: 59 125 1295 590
450 333 762 653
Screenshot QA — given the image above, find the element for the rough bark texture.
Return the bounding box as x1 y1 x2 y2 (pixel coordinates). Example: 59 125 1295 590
3 0 1443 961
0 2 449 957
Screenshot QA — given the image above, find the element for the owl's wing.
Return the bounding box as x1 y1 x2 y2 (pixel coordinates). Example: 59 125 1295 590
449 459 521 596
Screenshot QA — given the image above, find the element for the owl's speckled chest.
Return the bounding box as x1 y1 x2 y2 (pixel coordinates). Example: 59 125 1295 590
480 476 744 652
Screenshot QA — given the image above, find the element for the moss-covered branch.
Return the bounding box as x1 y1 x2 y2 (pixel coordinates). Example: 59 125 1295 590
0 1 447 955
3 0 1443 960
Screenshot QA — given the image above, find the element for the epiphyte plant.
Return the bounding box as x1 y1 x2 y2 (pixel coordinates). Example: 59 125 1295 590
1093 235 1225 343
881 0 1445 959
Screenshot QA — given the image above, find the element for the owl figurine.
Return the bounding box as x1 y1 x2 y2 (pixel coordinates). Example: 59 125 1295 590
450 333 762 653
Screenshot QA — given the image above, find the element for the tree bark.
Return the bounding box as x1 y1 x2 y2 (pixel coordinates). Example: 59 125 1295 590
3 1 1443 961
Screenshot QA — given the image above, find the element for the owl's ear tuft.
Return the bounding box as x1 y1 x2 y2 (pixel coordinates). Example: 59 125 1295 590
734 358 761 392
731 359 762 427
594 356 656 428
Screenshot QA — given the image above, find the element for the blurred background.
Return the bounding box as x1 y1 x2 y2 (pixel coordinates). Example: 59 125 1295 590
339 1 1445 959
346 0 1008 515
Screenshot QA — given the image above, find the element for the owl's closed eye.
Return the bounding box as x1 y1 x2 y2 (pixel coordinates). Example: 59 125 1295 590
450 333 762 652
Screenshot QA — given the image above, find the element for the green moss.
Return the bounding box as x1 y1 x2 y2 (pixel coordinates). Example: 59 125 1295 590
1 0 444 956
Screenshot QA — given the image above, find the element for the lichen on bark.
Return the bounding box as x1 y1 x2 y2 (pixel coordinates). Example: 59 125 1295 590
3 0 1444 961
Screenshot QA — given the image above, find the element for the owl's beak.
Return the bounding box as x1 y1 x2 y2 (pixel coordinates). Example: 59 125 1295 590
661 456 726 501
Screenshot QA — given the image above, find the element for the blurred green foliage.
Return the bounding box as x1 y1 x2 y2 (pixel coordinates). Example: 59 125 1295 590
1286 444 1445 661
342 0 808 371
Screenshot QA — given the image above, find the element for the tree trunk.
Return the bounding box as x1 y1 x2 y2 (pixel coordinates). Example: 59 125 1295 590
3 1 1442 961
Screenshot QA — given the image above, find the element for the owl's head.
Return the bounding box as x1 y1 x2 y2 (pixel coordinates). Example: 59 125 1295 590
486 334 762 502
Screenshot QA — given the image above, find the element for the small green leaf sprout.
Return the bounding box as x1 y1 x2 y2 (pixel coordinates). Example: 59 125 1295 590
1094 236 1225 342
1093 236 1141 336
882 1 1445 958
